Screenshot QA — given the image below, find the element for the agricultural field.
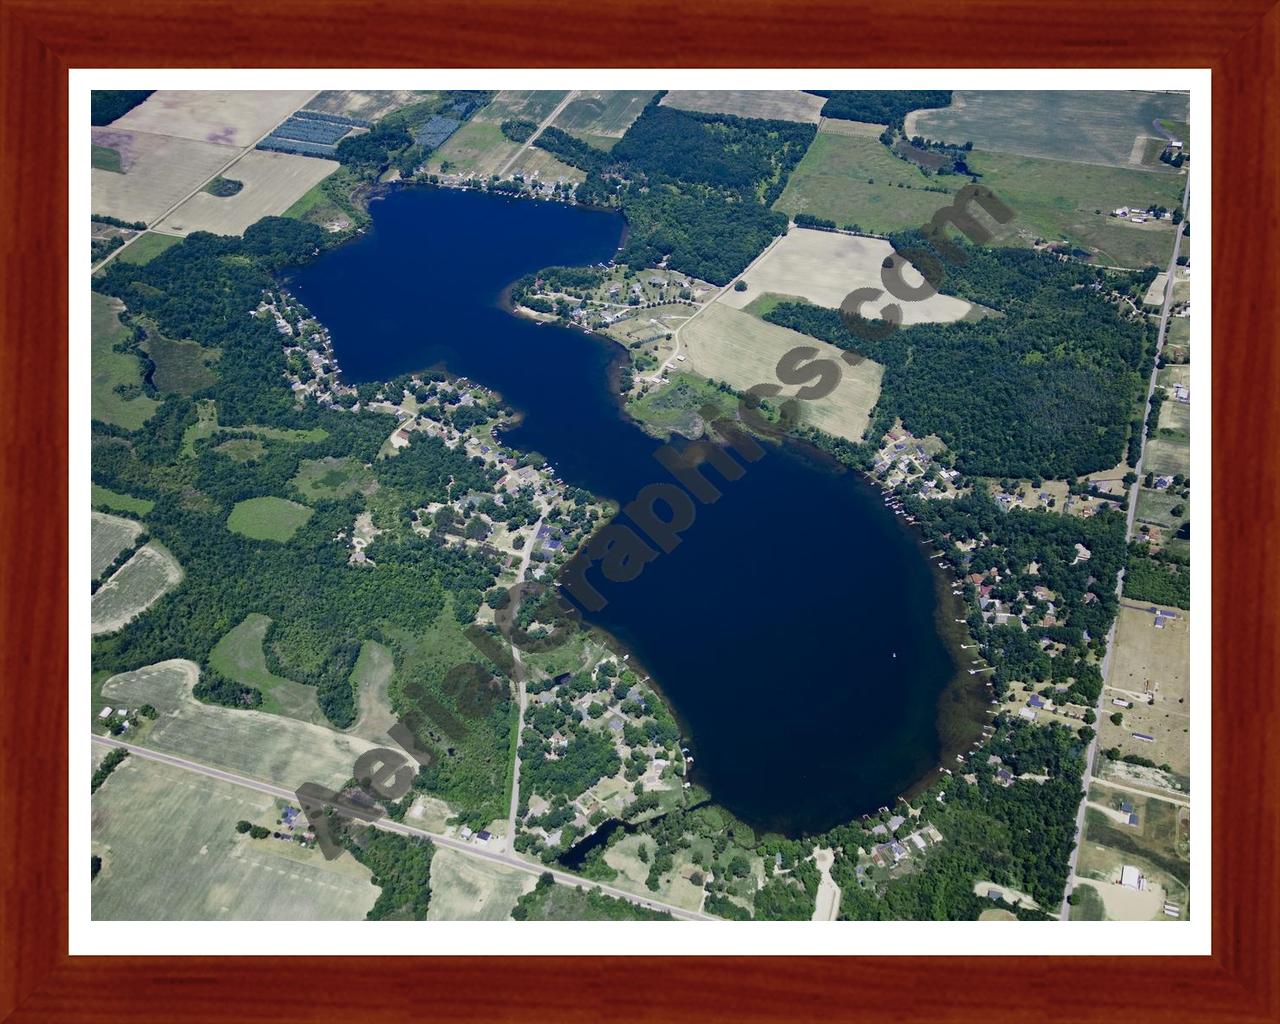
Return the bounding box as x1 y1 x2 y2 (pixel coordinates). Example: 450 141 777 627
92 484 155 516
226 496 314 541
1101 604 1190 775
552 90 656 138
92 754 377 920
907 90 1190 169
775 123 1186 266
291 456 376 502
91 292 158 430
960 149 1186 267
425 119 522 178
92 143 123 173
471 90 570 126
660 90 824 124
1158 399 1190 439
774 126 962 234
114 231 182 266
156 150 339 236
91 128 236 225
682 301 883 443
719 227 982 324
209 614 326 725
91 511 143 580
111 90 315 148
304 90 435 122
99 660 381 791
142 333 219 394
425 847 534 921
91 542 183 635
1144 436 1191 479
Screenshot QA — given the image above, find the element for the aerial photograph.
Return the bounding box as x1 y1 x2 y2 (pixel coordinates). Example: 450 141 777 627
87 85 1193 924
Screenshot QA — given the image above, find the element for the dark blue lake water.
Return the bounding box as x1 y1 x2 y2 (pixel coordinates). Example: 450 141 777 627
290 186 974 836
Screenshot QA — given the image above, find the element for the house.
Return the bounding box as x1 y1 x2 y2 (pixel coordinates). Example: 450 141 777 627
987 889 1003 901
281 806 301 827
887 814 906 832
97 706 114 720
1018 708 1037 722
1128 813 1140 826
996 769 1014 787
1028 694 1046 709
870 823 889 837
475 830 492 843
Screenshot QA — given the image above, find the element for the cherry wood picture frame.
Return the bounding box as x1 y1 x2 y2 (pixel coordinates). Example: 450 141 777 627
2 0 1277 1019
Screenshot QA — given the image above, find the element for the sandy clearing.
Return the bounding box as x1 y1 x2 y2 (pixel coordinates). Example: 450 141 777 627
660 90 825 124
91 542 184 635
113 90 314 148
156 149 338 236
1074 876 1167 921
91 130 236 224
811 847 840 920
681 301 883 443
720 227 981 324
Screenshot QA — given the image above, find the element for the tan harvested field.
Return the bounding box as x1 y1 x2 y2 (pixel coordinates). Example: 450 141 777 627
91 542 183 635
305 90 433 122
113 91 314 148
425 846 534 921
1101 604 1190 774
720 227 982 323
1144 266 1191 306
91 511 143 580
92 754 377 920
157 150 338 236
816 117 886 138
100 660 381 791
682 301 883 443
660 90 825 124
551 91 655 137
91 129 235 224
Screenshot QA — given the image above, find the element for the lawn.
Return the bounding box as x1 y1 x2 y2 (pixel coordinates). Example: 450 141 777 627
1134 487 1188 531
91 291 158 430
227 496 314 542
209 613 326 725
92 483 155 516
114 231 182 266
92 754 377 920
291 456 376 502
1144 436 1191 479
215 437 266 462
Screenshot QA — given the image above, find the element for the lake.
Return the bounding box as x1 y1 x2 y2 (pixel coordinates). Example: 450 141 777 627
290 185 979 836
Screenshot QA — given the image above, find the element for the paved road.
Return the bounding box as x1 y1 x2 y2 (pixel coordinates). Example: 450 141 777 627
92 733 713 921
496 91 579 180
503 513 544 853
93 91 321 272
1058 170 1191 920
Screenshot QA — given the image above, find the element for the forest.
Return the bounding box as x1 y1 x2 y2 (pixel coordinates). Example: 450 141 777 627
92 219 518 814
91 90 154 126
565 101 812 285
808 90 953 128
765 236 1156 478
